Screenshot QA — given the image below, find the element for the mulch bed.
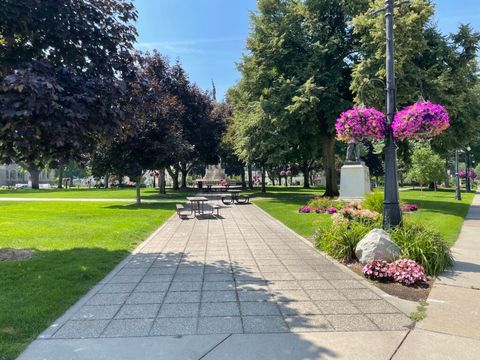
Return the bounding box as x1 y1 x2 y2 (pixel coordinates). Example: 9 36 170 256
348 262 433 302
0 248 34 262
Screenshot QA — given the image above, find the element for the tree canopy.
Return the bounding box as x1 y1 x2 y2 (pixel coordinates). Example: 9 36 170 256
228 0 369 194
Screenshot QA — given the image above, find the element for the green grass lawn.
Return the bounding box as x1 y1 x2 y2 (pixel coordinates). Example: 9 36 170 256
254 188 474 244
0 187 197 200
400 189 474 245
0 201 174 360
0 185 322 200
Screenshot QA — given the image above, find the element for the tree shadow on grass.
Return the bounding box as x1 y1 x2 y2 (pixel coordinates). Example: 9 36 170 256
0 247 131 360
104 203 176 211
401 198 472 217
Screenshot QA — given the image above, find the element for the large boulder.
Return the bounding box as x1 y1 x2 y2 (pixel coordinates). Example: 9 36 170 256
355 228 400 264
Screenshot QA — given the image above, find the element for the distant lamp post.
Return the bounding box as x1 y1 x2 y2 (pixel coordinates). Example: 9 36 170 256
465 146 471 193
455 149 462 201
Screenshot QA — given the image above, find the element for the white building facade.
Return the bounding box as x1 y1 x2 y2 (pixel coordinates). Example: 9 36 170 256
0 163 56 186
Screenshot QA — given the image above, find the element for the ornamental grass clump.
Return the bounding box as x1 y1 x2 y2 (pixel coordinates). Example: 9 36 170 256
314 220 373 263
390 220 453 276
362 190 384 213
335 106 386 143
392 101 449 141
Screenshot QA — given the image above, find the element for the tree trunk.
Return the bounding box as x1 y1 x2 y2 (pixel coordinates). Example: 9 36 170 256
105 173 109 189
247 164 253 189
302 162 310 188
152 175 156 188
159 168 166 194
240 166 246 188
166 166 179 190
57 166 64 189
261 166 266 193
135 175 141 205
28 164 40 189
322 135 339 196
180 162 188 188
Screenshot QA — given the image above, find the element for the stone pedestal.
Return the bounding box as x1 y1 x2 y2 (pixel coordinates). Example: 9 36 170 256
340 162 371 199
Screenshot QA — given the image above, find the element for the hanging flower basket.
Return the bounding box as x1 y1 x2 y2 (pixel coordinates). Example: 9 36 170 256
458 170 477 180
335 106 386 143
392 101 449 141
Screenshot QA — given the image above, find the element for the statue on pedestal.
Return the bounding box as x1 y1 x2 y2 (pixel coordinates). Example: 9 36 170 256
345 139 361 163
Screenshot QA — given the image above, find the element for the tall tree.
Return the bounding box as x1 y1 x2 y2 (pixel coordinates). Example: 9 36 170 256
0 0 137 187
91 53 187 203
0 61 125 188
229 0 367 195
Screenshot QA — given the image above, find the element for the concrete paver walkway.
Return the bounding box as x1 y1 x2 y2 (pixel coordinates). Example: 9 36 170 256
19 202 413 359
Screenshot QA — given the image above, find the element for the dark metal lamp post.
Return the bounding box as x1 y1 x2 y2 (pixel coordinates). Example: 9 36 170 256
455 149 462 201
374 0 403 229
465 146 471 192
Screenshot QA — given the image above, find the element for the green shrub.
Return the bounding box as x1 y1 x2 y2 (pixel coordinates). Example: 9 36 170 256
314 220 373 262
362 190 384 213
390 220 453 276
308 197 344 211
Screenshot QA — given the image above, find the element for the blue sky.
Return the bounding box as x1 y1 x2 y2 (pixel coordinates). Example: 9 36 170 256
134 0 479 100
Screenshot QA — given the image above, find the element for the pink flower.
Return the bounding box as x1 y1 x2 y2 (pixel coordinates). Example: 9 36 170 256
335 106 386 143
299 206 311 213
362 259 427 286
392 101 449 141
326 207 337 214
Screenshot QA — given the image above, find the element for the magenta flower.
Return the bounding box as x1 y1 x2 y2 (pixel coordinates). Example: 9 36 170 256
401 204 418 212
392 101 449 141
299 206 311 213
459 170 477 180
326 207 337 214
335 106 386 143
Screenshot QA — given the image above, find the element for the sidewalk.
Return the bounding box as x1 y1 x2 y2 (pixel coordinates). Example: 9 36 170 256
393 192 480 359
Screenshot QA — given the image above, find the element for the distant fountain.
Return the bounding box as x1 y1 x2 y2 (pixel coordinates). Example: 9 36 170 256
203 164 226 182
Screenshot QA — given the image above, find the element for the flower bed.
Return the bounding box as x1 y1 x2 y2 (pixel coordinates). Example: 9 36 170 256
392 101 449 141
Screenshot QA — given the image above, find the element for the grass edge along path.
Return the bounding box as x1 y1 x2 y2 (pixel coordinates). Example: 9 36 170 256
0 201 174 360
253 189 475 245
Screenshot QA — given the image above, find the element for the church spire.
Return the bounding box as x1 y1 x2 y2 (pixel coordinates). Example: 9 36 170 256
211 79 216 101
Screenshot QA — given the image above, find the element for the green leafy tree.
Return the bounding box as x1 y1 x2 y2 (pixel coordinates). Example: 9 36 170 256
406 143 444 189
230 0 368 194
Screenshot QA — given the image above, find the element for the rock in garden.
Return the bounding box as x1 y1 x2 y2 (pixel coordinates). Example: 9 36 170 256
355 229 400 264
